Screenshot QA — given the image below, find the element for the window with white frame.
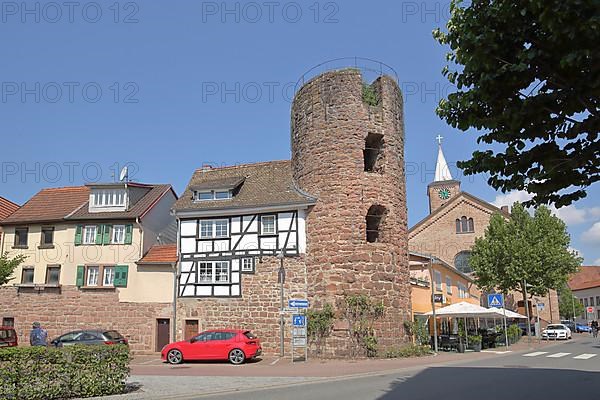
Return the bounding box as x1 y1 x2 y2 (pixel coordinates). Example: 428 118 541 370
83 226 97 244
197 261 230 284
242 258 254 272
446 276 452 295
92 189 127 207
103 266 115 286
87 266 100 286
261 215 276 235
199 219 229 239
195 190 232 201
111 225 126 244
434 270 442 292
457 283 467 298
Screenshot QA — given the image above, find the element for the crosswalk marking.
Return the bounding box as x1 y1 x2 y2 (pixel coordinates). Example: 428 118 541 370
546 352 571 358
523 351 548 357
573 354 597 360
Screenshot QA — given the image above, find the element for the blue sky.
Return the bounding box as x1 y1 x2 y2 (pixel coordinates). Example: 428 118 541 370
1 1 598 263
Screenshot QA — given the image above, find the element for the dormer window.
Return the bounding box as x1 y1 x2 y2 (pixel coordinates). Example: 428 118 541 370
194 190 232 201
90 188 128 212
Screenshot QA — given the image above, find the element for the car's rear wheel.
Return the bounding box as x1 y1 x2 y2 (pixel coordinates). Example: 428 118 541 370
229 349 245 365
167 349 183 365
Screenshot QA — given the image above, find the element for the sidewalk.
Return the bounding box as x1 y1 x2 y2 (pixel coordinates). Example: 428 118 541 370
98 337 566 399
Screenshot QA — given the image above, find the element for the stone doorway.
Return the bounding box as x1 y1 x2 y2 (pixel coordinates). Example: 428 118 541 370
156 319 170 352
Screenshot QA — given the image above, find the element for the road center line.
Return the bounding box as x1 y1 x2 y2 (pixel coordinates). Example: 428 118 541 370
546 352 571 358
573 353 597 360
523 352 547 357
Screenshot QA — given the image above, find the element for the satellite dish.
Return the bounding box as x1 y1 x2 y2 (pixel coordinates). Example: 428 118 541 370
119 166 129 182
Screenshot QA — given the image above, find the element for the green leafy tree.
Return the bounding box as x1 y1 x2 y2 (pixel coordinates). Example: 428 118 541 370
0 252 27 285
433 0 600 207
558 283 584 320
338 294 385 358
470 203 581 317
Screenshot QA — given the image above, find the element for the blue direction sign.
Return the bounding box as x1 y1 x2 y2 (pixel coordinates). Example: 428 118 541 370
488 293 504 308
292 315 306 327
288 299 309 308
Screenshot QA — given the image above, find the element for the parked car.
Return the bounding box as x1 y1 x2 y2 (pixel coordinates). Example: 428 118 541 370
541 324 572 340
576 323 592 333
0 326 18 348
50 330 128 347
561 321 576 333
161 329 262 365
517 323 536 336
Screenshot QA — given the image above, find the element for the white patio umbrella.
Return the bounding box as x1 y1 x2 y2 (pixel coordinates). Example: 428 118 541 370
425 302 501 348
488 307 528 319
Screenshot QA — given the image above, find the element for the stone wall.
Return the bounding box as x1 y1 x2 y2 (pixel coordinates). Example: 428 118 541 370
291 69 412 355
0 286 172 353
176 256 308 356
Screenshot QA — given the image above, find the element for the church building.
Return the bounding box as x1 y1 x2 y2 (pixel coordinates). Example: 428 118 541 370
408 138 560 325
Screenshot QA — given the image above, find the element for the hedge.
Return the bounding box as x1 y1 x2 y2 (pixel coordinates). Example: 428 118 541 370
0 345 130 400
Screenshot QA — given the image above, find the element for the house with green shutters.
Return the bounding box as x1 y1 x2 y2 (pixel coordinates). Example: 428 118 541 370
0 182 179 352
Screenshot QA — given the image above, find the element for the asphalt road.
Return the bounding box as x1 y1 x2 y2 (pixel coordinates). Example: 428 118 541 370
198 336 600 400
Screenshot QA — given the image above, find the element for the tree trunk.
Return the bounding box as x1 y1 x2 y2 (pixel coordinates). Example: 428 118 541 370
522 280 532 337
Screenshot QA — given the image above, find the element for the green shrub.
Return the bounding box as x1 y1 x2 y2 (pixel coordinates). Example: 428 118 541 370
0 345 130 400
307 303 335 355
468 335 482 345
384 345 432 359
507 324 522 344
362 83 379 106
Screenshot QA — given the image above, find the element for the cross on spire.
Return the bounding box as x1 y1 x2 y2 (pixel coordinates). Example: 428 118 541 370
436 134 444 145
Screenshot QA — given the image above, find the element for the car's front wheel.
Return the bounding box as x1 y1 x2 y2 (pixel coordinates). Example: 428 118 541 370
167 349 183 365
228 348 246 365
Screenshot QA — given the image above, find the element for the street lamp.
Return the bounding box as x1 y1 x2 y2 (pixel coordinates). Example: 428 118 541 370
277 251 286 357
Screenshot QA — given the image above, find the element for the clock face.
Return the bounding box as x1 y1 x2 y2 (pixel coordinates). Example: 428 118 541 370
438 187 451 200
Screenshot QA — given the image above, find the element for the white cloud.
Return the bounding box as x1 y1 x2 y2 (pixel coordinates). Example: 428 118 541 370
582 222 600 244
568 247 583 258
492 190 597 226
594 258 600 265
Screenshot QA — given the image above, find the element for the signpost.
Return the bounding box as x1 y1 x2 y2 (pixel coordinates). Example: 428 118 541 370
587 306 594 320
488 293 509 348
433 294 444 303
289 301 308 362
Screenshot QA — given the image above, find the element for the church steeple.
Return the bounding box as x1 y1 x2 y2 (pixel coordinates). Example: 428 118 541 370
427 135 461 213
434 135 453 181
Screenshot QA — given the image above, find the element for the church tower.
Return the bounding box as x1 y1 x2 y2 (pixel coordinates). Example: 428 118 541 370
427 136 461 213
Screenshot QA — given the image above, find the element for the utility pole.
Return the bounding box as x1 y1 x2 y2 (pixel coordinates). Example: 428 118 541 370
428 257 438 353
523 279 532 338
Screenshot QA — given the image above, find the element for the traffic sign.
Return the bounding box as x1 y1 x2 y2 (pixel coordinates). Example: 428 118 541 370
293 327 306 336
587 306 594 313
488 293 504 308
292 315 306 327
293 337 307 347
288 299 309 308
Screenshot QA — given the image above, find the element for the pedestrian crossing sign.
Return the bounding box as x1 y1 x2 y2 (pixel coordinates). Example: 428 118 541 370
488 294 503 308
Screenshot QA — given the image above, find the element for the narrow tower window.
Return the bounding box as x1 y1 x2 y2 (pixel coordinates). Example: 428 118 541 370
366 205 387 243
364 133 384 173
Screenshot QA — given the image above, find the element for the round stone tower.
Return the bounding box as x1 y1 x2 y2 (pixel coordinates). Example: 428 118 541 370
291 66 411 354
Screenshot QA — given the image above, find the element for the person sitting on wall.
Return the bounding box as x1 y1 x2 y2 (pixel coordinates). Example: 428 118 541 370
30 322 48 347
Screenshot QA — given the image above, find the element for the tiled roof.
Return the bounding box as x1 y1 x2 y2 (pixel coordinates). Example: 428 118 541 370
1 187 90 225
67 184 174 221
568 266 600 291
0 197 19 221
137 244 177 264
173 160 317 212
190 176 246 191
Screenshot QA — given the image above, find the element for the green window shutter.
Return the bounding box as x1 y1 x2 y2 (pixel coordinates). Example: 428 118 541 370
124 224 133 245
114 265 129 287
103 225 112 245
76 265 85 287
95 225 103 245
74 225 83 246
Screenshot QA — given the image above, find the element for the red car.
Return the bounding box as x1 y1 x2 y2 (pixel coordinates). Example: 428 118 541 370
161 329 262 365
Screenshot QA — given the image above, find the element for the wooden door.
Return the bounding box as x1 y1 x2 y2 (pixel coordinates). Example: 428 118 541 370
185 320 199 340
156 319 170 352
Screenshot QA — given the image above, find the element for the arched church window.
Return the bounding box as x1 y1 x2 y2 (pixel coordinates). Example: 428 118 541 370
461 216 468 232
364 133 384 173
454 251 472 273
366 205 387 243
455 219 461 233
468 218 474 232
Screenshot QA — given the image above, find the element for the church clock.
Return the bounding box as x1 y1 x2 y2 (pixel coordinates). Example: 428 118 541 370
438 187 451 200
